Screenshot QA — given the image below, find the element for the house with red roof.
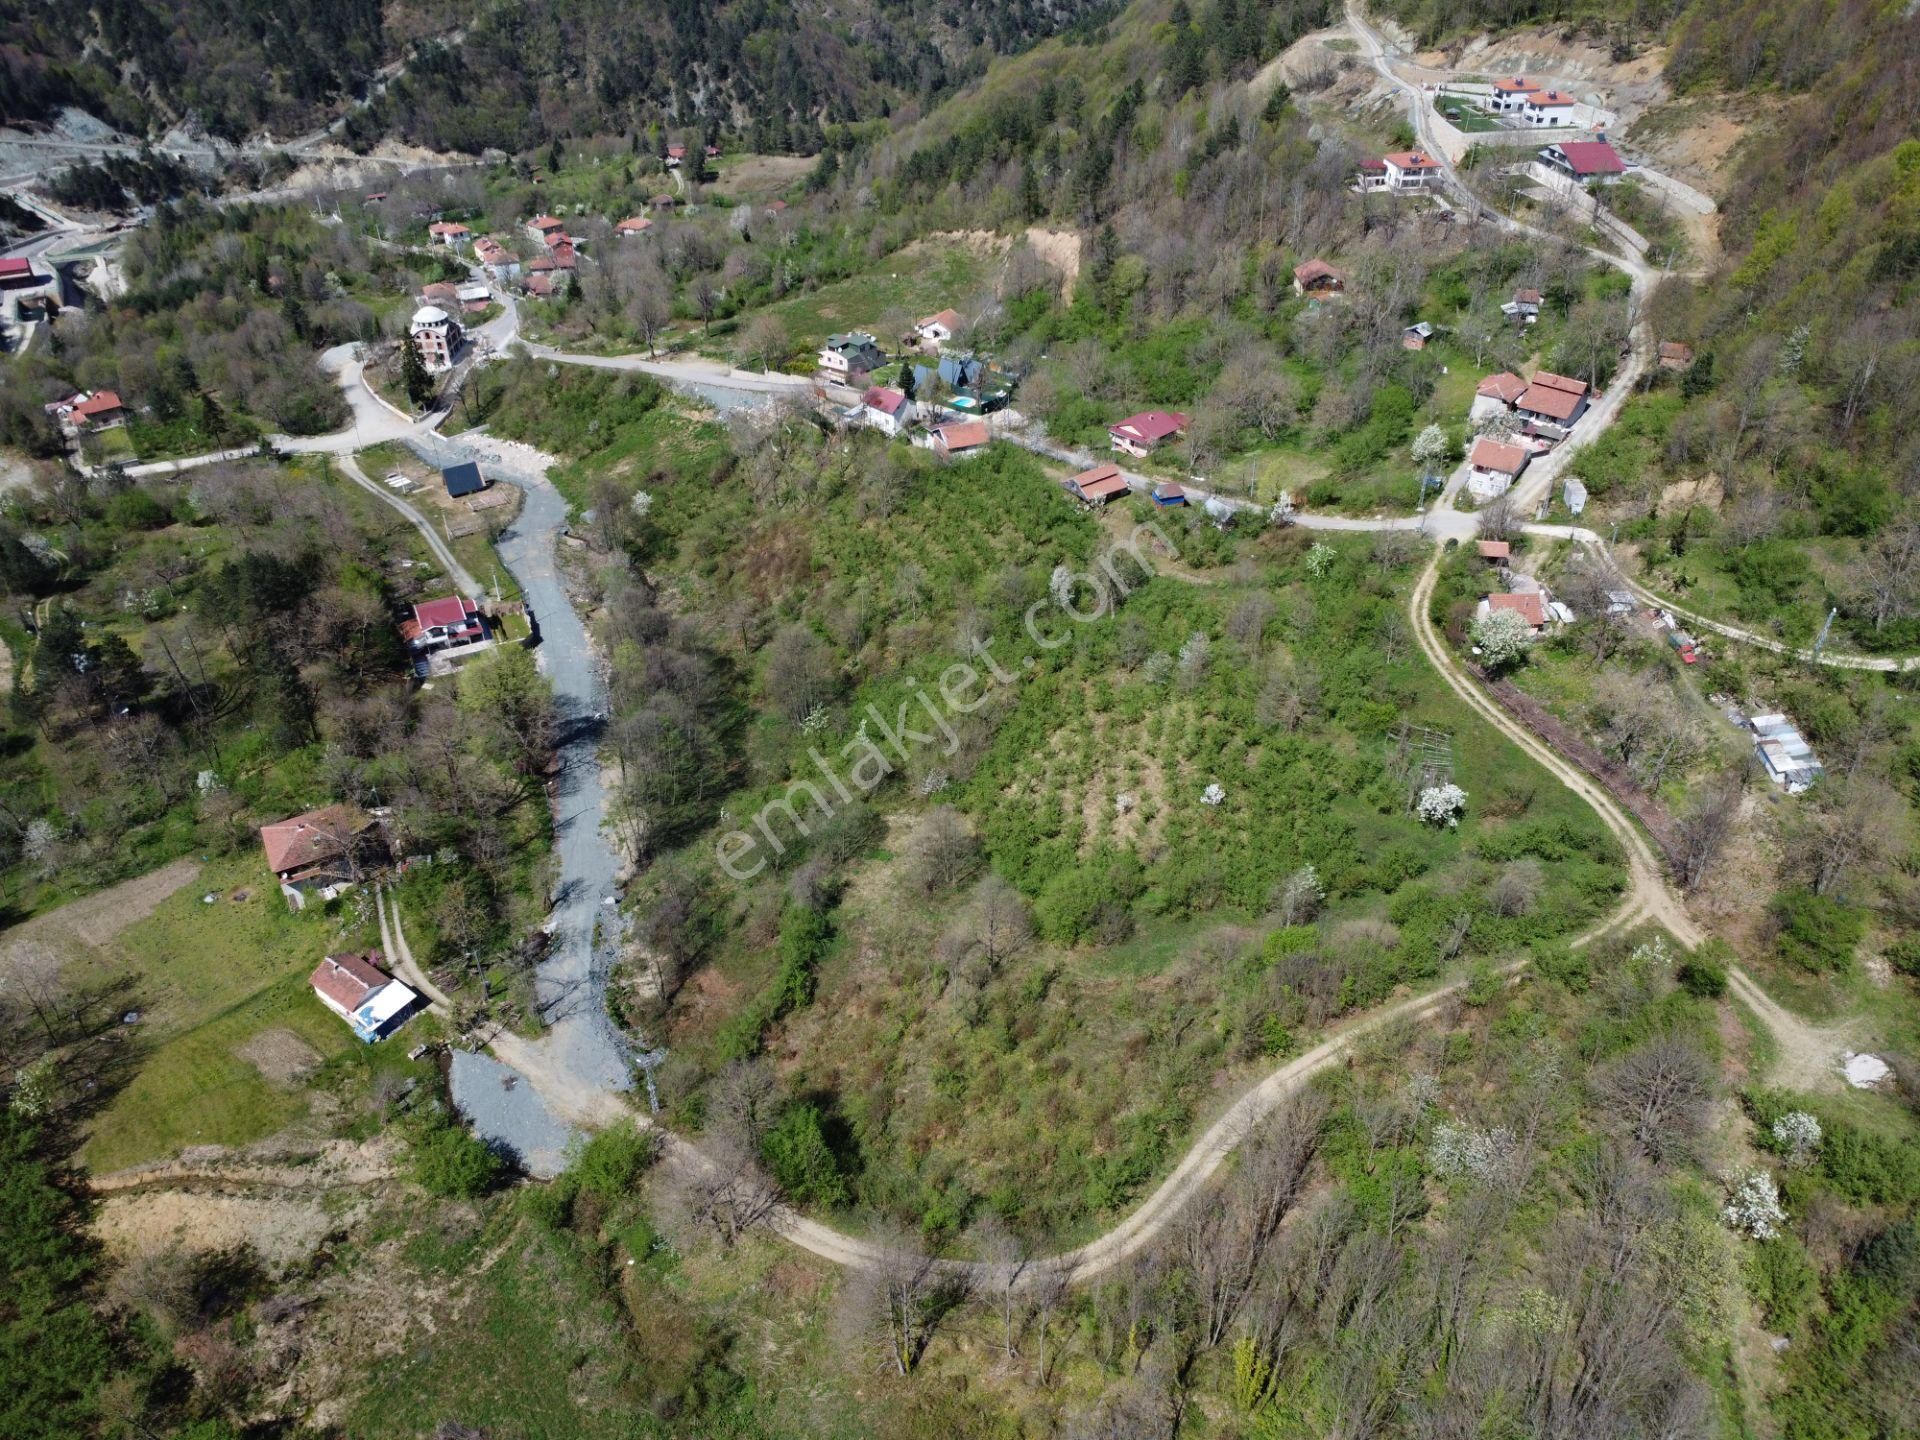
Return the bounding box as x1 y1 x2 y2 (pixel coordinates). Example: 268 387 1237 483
931 420 991 458
1066 462 1132 505
1466 436 1530 500
1541 139 1624 183
1471 371 1529 422
665 144 686 168
402 595 489 657
1521 90 1578 127
614 215 653 237
1515 370 1590 429
310 950 418 1042
1486 77 1537 114
429 221 472 249
261 805 383 907
62 390 127 433
1480 591 1549 631
1109 410 1190 458
912 308 962 349
856 386 914 437
525 214 567 243
0 256 41 289
1292 259 1344 296
1659 340 1695 371
474 238 521 283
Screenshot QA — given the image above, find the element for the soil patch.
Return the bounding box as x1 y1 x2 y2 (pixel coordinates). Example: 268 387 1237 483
94 1188 358 1270
237 1027 325 1086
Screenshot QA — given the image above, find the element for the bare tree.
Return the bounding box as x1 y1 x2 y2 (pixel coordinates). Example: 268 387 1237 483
1591 1036 1714 1167
842 1222 954 1377
710 1058 778 1151
971 1214 1032 1359
1477 493 1517 541
910 806 980 894
685 1134 781 1244
1671 776 1742 892
1789 777 1907 897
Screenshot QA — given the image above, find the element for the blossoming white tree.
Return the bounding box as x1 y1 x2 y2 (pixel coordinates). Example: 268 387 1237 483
1723 1171 1787 1239
1470 608 1533 671
1418 783 1467 828
1771 1111 1822 1168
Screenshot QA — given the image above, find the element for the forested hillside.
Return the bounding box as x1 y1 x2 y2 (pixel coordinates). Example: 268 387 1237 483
0 0 1116 149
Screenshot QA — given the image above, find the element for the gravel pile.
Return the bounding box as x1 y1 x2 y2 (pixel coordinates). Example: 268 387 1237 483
449 1050 577 1178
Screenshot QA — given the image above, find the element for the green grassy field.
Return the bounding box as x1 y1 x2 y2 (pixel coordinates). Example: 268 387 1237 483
75 854 387 1171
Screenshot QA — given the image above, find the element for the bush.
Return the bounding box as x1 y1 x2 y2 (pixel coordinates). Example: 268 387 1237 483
1676 952 1728 997
1769 888 1865 973
411 1121 505 1199
569 1122 657 1201
1747 1234 1818 1332
762 1103 847 1208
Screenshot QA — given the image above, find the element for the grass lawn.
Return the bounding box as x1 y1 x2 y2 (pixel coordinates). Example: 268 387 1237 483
76 853 385 1171
1214 446 1331 505
1438 102 1502 133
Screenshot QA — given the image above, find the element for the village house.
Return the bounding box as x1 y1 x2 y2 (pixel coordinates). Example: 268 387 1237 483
1750 712 1824 794
1485 77 1537 114
1292 259 1344 297
61 390 127 434
1066 462 1132 505
931 420 991 458
1659 340 1695 371
1520 90 1578 127
1152 481 1187 507
1108 410 1190 458
402 594 491 658
1403 322 1435 351
1503 287 1543 324
665 144 686 168
1515 370 1590 429
0 256 42 290
440 461 488 498
522 272 556 300
1541 139 1625 184
309 950 418 1042
420 281 460 308
1477 539 1511 567
1358 150 1443 194
649 193 678 211
912 308 961 349
614 215 653 237
526 214 566 243
1478 591 1550 632
456 281 492 314
428 221 472 248
474 238 521 283
408 305 460 373
856 385 913 437
260 805 383 908
909 352 1015 413
1467 435 1529 500
1471 372 1529 422
817 332 886 386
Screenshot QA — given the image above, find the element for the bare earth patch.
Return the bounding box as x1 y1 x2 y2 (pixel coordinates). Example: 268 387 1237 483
94 1188 359 1270
237 1027 325 1087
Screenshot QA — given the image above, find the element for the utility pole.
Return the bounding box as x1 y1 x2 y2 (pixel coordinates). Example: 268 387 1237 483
1810 606 1837 666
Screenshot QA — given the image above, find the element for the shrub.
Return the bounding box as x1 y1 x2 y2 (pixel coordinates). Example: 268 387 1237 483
1675 953 1728 997
1769 888 1864 973
411 1121 505 1199
1747 1234 1818 1332
1724 1170 1787 1239
569 1122 657 1200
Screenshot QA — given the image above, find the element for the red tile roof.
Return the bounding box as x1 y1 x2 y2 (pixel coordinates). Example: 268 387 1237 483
414 595 478 630
666 144 686 158
1491 76 1535 92
1469 437 1528 475
523 273 555 297
1659 341 1694 362
765 199 788 211
1488 592 1548 628
1071 464 1130 501
1383 150 1441 171
529 214 565 231
614 216 652 234
310 950 392 1012
1477 540 1511 559
1513 287 1542 304
260 805 360 876
71 390 124 418
862 386 908 416
1293 259 1342 285
1555 140 1624 176
1525 90 1575 106
1110 410 1190 444
1532 370 1589 396
1476 372 1528 402
1517 384 1582 421
429 221 471 237
917 308 960 331
935 421 991 451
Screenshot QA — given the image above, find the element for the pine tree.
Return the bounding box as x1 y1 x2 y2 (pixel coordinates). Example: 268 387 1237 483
401 334 434 408
900 362 917 403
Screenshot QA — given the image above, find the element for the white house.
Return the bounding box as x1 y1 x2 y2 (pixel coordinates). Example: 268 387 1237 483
474 238 521 283
428 221 472 249
817 332 886 384
913 308 961 349
408 305 461 373
1359 150 1444 193
309 950 418 1043
1471 372 1528 422
1467 436 1529 500
1541 139 1625 184
1486 77 1537 114
858 386 914 436
1520 90 1578 127
931 420 991 458
1515 371 1590 429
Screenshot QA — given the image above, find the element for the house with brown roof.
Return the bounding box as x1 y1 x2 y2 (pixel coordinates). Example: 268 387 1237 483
1486 77 1537 114
63 390 126 433
1467 436 1529 500
614 216 653 237
310 950 418 1042
1477 539 1511 565
912 308 962 349
526 214 567 242
1503 287 1542 324
1359 151 1443 194
1292 259 1344 296
260 805 383 908
1658 341 1694 371
1471 371 1528 422
1480 591 1549 631
1542 139 1625 183
1520 90 1578 127
1066 462 1132 505
649 193 678 211
429 221 472 248
664 144 686 168
1515 370 1590 429
931 420 991 458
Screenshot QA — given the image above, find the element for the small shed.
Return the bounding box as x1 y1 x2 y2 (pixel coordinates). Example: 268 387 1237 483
1152 481 1187 507
1477 540 1511 565
1402 322 1435 351
1562 477 1588 515
1066 463 1131 504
